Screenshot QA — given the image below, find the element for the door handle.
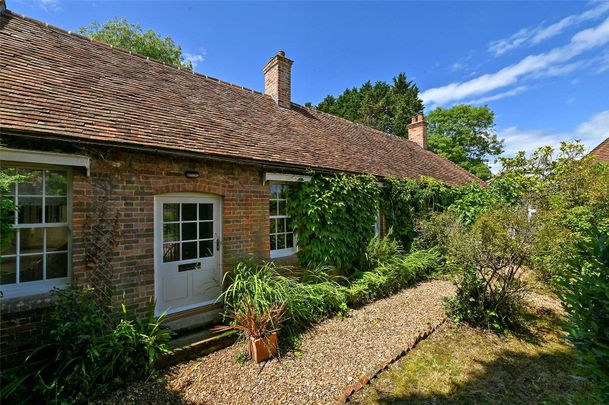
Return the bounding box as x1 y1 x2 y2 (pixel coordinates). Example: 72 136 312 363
216 237 221 251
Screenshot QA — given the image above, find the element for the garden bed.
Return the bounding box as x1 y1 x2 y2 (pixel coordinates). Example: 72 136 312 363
99 279 454 404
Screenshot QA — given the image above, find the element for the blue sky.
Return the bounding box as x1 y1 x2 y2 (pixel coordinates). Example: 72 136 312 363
10 0 609 165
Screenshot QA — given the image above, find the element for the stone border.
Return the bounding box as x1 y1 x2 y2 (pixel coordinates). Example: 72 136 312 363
338 318 447 403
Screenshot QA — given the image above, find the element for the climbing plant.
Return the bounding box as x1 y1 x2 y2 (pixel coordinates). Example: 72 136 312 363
287 174 380 272
382 177 457 250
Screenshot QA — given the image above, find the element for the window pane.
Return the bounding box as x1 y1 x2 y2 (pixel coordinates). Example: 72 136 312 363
278 200 287 215
199 204 213 221
0 256 16 285
20 254 44 282
286 217 293 232
163 223 179 242
163 242 179 262
47 252 68 279
163 204 179 222
276 234 286 250
286 233 294 248
47 227 68 252
45 170 68 196
18 197 43 223
1 231 16 255
270 218 277 234
199 222 213 239
3 195 15 224
20 228 43 254
270 184 280 199
182 204 197 221
199 240 214 258
277 218 285 233
18 169 43 195
269 200 277 217
45 197 67 223
182 241 197 260
182 222 197 241
270 234 277 251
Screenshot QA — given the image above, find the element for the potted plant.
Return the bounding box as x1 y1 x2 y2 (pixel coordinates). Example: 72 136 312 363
214 298 287 363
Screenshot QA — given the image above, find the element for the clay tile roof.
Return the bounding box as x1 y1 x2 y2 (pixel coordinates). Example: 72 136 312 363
0 11 481 185
590 138 609 163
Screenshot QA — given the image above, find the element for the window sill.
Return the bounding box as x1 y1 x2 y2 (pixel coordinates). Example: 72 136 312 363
0 278 69 301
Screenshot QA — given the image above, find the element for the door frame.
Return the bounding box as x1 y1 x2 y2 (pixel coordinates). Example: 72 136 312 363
153 192 223 316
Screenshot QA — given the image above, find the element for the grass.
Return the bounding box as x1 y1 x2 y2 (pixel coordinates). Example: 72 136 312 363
350 300 597 404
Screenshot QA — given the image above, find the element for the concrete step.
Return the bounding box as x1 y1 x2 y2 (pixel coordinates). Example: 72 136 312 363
157 329 238 369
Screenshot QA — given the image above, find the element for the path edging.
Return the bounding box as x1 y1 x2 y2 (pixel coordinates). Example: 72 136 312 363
338 317 447 403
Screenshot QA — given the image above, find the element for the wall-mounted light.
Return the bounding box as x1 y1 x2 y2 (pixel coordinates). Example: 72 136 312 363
184 170 199 179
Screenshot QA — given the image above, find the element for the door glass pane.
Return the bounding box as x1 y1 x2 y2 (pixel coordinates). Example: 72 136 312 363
270 218 277 234
199 204 213 221
47 227 68 252
182 223 197 241
163 224 179 242
182 241 197 260
45 197 68 223
277 218 285 233
20 254 44 282
18 169 43 195
199 222 213 239
199 240 214 258
270 184 280 199
269 201 277 216
45 170 68 196
20 228 44 254
182 204 197 221
47 252 68 279
163 242 179 262
18 197 43 223
270 234 277 250
0 256 17 285
163 204 179 222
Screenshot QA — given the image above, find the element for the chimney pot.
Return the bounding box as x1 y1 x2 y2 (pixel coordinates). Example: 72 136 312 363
263 51 293 108
407 113 428 149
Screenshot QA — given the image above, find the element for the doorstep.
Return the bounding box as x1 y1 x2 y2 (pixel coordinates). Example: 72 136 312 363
156 303 239 369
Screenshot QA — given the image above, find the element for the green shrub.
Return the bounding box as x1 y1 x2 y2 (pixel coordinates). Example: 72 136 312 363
220 260 347 334
444 206 532 331
1 285 171 403
347 249 440 306
560 235 609 402
363 228 402 270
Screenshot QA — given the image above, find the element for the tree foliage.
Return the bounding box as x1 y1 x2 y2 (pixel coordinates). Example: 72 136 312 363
427 104 503 180
315 73 423 138
79 18 193 70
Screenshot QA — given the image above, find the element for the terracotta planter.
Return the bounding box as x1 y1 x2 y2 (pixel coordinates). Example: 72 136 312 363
249 331 278 363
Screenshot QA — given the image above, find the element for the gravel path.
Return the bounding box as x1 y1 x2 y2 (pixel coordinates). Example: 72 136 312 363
101 280 454 405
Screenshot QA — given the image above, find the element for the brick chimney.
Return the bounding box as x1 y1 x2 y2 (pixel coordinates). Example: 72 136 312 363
407 112 428 149
263 51 293 108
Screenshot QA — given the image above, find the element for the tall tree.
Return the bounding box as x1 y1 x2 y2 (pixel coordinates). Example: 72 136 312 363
315 73 423 138
427 105 503 180
79 18 193 70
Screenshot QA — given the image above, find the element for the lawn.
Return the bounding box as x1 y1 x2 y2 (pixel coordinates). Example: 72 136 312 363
350 293 596 404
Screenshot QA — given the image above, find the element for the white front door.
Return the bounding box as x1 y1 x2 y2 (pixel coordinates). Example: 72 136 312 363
154 194 223 316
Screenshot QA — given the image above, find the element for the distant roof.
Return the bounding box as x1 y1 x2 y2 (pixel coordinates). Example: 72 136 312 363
590 138 609 163
0 10 480 185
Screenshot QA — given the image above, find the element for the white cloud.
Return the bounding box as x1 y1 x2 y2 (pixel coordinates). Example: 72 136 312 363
496 109 609 162
465 86 528 105
421 16 609 106
488 2 609 56
184 52 205 69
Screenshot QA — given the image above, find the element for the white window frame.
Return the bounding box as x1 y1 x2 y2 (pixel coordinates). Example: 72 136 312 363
0 162 73 299
374 209 382 237
269 182 298 259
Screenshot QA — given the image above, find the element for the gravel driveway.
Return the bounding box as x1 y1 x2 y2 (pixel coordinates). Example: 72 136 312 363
101 279 454 404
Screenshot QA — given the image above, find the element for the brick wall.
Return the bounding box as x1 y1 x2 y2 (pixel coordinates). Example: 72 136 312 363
1 147 271 368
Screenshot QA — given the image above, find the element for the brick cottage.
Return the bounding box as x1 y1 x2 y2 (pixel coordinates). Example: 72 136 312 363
0 8 479 366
